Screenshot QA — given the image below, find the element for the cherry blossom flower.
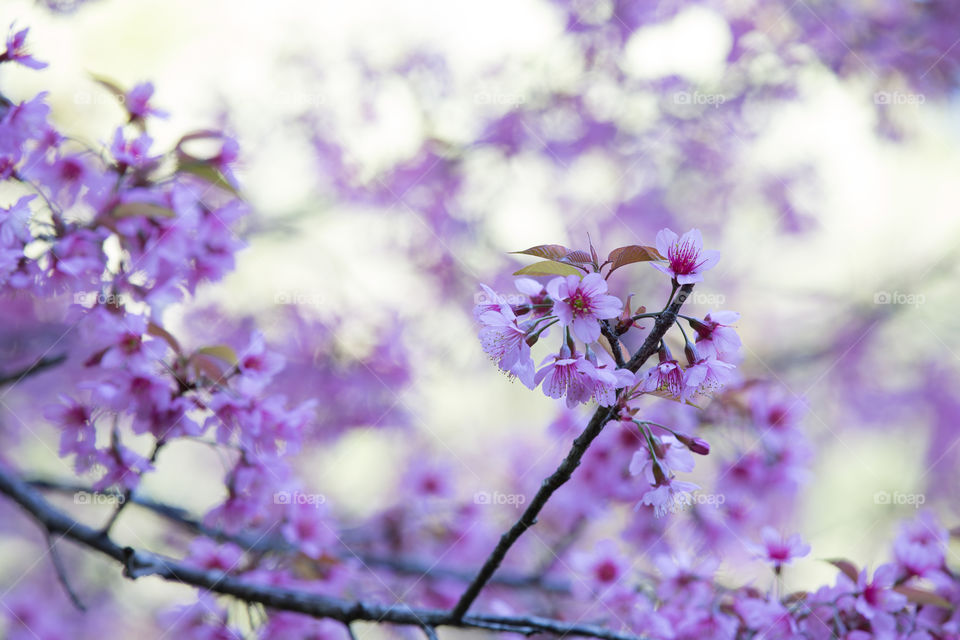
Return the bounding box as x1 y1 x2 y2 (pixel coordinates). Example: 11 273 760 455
852 564 909 622
535 344 597 407
684 356 736 396
0 25 47 69
546 273 622 343
124 82 168 120
652 228 720 284
894 512 947 578
749 527 810 571
478 304 535 388
641 354 686 400
692 310 742 362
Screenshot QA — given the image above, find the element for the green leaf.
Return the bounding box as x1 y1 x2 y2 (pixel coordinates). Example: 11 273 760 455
195 345 239 367
112 202 176 219
825 558 859 582
607 245 664 275
510 244 572 261
512 260 582 277
177 161 239 196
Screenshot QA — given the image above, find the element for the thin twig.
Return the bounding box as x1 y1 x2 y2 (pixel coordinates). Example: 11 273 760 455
450 283 694 620
0 354 67 387
46 530 86 611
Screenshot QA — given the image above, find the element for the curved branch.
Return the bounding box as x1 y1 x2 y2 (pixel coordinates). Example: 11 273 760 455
450 283 694 620
0 466 641 639
26 478 571 594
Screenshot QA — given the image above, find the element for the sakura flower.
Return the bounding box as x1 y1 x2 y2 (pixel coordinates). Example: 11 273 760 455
692 310 742 362
684 356 736 396
582 346 634 405
651 227 720 284
570 539 632 600
185 538 245 573
473 283 510 319
237 331 286 386
637 479 700 517
514 277 552 317
894 512 947 578
281 501 336 559
92 443 153 491
0 25 47 69
0 195 35 246
852 564 908 621
629 435 695 485
535 345 595 408
44 395 97 462
749 527 810 572
110 127 160 170
478 304 535 388
546 272 622 343
640 354 686 399
124 82 168 120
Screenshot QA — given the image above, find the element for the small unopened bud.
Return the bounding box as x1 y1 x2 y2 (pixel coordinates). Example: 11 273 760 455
676 433 710 455
658 342 673 363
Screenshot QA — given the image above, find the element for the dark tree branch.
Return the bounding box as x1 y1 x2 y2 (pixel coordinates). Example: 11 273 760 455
27 478 571 594
450 283 694 620
0 353 67 386
0 468 638 638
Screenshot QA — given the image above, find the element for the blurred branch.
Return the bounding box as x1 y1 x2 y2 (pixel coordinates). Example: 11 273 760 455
0 464 644 640
0 353 66 386
25 478 571 594
450 283 694 620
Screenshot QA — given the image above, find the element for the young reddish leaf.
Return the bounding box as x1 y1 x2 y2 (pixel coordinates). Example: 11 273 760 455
607 245 664 275
893 586 954 610
562 250 592 265
510 244 572 261
147 322 182 354
513 260 582 277
112 202 176 219
825 559 859 582
194 345 239 367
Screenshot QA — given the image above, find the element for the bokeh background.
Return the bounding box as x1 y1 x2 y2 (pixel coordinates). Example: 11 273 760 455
2 0 960 634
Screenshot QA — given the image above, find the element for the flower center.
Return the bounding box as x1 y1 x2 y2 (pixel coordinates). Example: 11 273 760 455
669 239 703 275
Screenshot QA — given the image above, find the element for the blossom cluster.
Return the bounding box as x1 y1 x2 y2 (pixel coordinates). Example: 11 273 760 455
474 229 742 517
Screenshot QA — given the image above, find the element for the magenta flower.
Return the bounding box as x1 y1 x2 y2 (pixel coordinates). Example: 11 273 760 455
125 82 168 120
693 310 742 362
652 228 720 284
0 25 47 70
546 273 622 343
478 305 535 389
583 347 635 406
852 564 908 621
637 479 700 518
535 345 594 408
749 527 810 571
684 356 736 396
893 512 947 577
629 435 695 485
641 357 686 399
